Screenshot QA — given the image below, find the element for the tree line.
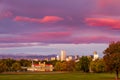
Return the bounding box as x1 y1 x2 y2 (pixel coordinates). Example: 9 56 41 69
0 41 120 80
0 59 31 72
0 57 106 73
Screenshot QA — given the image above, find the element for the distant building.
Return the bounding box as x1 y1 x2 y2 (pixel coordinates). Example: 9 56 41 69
44 58 49 61
66 55 73 61
75 55 79 60
56 55 60 61
50 57 56 61
27 62 54 71
93 51 99 61
33 59 38 61
60 50 66 61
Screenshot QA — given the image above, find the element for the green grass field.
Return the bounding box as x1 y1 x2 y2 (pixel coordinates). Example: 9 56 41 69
0 72 118 80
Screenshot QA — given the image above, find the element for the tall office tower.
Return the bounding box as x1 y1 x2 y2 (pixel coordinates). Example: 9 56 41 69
60 50 66 61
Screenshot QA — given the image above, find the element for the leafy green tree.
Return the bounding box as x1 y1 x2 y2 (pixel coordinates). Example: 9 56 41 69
66 60 75 71
75 62 80 71
0 62 4 73
54 61 76 71
0 59 16 72
12 62 21 72
79 56 90 72
104 41 120 80
47 60 58 66
0 62 8 73
90 59 106 73
60 62 67 71
4 59 16 71
19 59 31 67
54 62 62 71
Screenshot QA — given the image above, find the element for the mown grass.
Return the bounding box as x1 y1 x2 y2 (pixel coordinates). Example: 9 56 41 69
0 72 118 80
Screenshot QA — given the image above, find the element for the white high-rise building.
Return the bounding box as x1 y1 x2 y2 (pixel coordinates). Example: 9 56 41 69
60 50 66 61
93 51 99 61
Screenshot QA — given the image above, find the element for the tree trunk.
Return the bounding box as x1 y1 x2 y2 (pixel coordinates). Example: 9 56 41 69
115 70 119 80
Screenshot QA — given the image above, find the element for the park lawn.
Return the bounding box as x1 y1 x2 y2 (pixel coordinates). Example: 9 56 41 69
0 72 118 80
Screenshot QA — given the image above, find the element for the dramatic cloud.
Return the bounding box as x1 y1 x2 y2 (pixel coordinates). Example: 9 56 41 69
0 32 72 43
14 16 64 23
0 31 119 45
0 0 120 56
85 17 120 29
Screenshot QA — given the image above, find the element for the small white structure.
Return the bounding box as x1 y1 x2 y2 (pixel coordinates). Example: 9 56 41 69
93 51 99 61
66 56 73 61
51 57 56 61
75 55 79 60
56 55 60 61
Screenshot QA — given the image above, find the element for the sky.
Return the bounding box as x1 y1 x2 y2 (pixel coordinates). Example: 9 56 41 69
0 0 120 57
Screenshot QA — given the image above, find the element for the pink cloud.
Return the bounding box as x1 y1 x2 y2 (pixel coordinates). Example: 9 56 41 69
0 33 120 46
31 32 71 37
28 32 72 43
14 16 40 22
97 0 120 12
40 16 64 23
14 16 64 23
98 0 120 7
0 31 72 44
5 12 12 17
0 31 70 41
73 36 120 44
98 0 113 8
85 17 120 29
0 11 13 19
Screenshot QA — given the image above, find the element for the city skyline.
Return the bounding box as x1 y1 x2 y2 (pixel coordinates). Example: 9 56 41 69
0 0 120 56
